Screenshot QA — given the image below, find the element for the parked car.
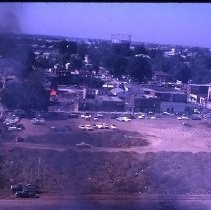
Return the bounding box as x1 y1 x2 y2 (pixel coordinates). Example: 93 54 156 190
177 116 189 120
137 115 145 119
16 137 24 142
15 190 39 198
95 123 104 129
116 117 131 122
50 126 57 131
68 113 78 118
78 125 86 130
81 114 91 119
183 122 192 127
148 111 154 115
123 114 136 119
8 126 22 131
84 125 93 131
31 118 45 125
15 124 25 130
163 112 171 115
76 142 92 148
11 184 23 192
193 109 201 114
102 123 110 129
110 125 117 129
4 118 19 125
25 184 40 193
5 122 17 127
95 114 104 119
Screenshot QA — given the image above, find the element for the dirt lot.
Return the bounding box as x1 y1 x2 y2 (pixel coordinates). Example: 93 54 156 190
0 116 211 198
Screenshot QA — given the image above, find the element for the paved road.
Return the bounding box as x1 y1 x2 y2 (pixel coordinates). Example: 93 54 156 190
0 198 210 210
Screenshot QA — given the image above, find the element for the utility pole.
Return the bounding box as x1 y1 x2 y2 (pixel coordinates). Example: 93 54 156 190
38 157 41 180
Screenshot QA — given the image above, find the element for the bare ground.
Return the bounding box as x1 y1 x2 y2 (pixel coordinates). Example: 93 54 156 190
0 117 211 199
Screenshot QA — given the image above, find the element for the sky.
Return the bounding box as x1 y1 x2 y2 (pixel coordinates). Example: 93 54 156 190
1 3 211 48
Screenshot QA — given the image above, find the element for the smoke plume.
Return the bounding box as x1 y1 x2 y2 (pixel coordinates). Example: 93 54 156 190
0 3 22 34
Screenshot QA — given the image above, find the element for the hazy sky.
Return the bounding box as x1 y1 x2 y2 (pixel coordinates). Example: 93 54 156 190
1 3 211 48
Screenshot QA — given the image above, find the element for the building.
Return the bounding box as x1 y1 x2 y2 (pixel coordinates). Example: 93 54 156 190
185 83 211 104
84 88 111 99
96 96 125 112
154 90 187 113
48 86 85 112
110 87 125 96
79 95 125 112
152 71 173 83
133 96 160 113
111 34 131 44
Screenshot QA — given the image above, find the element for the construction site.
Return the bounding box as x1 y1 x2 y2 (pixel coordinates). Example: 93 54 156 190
0 114 211 202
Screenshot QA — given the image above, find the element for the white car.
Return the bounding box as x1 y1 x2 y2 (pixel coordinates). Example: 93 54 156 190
138 115 145 119
177 116 189 120
84 125 93 131
8 126 21 131
102 123 110 129
4 117 19 125
193 109 200 114
95 123 104 129
78 125 86 130
116 117 131 122
110 125 117 129
81 114 91 119
31 118 45 124
76 142 91 148
163 112 171 115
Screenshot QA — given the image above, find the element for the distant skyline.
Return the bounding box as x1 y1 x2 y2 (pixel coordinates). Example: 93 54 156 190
1 3 211 48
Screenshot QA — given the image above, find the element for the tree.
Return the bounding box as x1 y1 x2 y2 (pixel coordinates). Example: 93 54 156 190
112 43 131 57
175 66 191 83
133 45 149 55
110 55 128 76
126 56 152 82
77 42 88 60
57 40 77 63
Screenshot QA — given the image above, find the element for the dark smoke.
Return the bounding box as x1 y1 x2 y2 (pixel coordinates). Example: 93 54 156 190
0 3 22 34
0 12 21 33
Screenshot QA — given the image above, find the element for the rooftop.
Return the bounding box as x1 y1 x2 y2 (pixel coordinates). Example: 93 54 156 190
97 96 123 102
153 71 172 77
187 83 211 87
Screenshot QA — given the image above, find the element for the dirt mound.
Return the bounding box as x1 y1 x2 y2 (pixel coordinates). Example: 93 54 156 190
25 130 149 148
1 149 211 197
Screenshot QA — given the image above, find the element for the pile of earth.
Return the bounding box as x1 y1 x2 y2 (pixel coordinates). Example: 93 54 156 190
0 149 211 197
25 130 149 148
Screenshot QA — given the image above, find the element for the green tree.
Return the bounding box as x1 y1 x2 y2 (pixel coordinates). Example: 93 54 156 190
126 56 152 82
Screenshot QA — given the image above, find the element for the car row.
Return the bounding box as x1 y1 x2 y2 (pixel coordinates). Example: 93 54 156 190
78 123 116 131
3 114 25 131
